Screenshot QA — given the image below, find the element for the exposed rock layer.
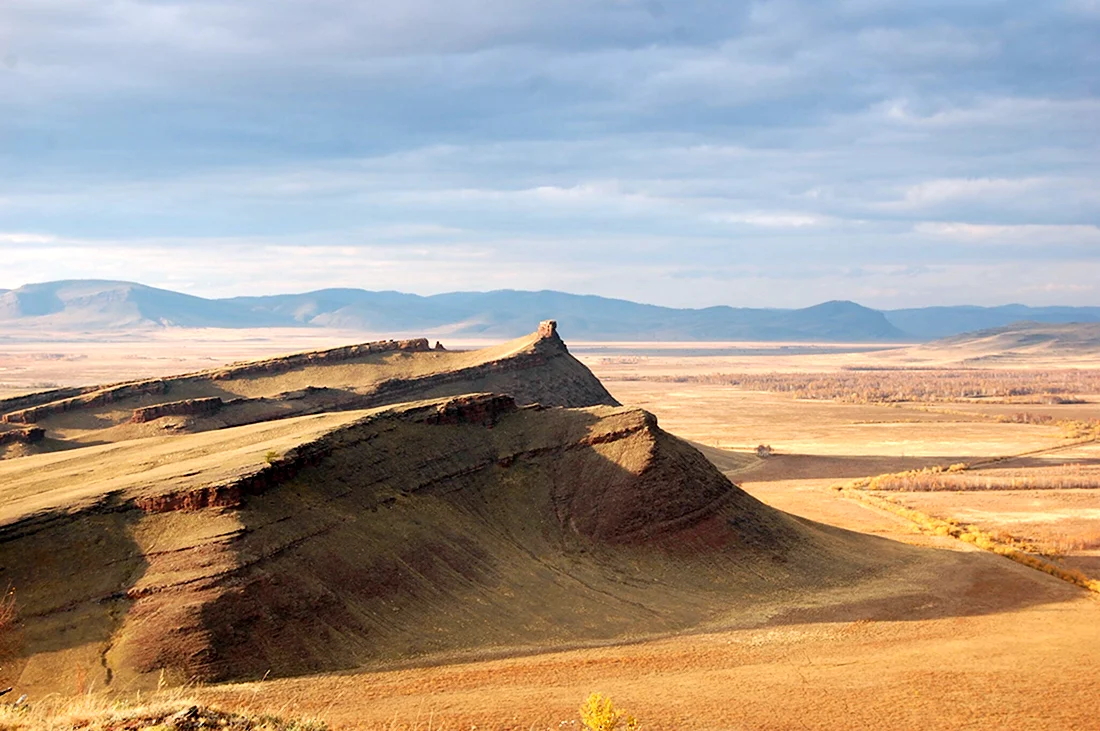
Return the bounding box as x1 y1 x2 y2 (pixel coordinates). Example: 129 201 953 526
0 427 45 447
131 398 224 424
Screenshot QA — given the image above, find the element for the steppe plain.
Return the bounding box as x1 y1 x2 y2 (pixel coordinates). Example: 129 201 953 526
1 327 1098 730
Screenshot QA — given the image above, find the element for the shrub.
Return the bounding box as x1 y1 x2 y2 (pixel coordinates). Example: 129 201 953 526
580 693 638 731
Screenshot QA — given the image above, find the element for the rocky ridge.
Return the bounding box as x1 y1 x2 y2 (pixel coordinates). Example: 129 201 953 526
0 321 909 696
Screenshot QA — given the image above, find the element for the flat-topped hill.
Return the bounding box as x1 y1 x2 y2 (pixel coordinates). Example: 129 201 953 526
935 321 1100 355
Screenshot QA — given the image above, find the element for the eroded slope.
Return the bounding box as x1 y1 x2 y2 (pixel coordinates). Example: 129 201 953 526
0 394 908 693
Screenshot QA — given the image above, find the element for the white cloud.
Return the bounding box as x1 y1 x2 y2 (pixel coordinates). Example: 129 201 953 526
1 1 1098 307
709 211 841 228
0 232 61 245
886 178 1048 211
914 222 1100 245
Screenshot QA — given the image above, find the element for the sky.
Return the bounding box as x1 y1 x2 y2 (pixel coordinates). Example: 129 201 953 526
1 0 1098 309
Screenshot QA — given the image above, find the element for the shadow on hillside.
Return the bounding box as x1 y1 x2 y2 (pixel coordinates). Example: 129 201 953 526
761 534 1090 628
982 454 1100 470
1062 555 1100 573
0 496 147 691
175 405 1083 683
737 453 984 482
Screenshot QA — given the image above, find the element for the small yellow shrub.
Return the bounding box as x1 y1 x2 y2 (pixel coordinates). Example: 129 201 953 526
580 693 638 731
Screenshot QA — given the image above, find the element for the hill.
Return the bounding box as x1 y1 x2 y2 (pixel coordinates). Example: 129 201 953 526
0 322 911 694
0 394 906 691
0 280 284 330
228 290 906 341
0 281 905 341
6 280 1100 342
916 321 1100 362
883 305 1100 339
860 320 1100 369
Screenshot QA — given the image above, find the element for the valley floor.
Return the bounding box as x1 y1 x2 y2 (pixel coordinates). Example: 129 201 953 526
6 335 1100 729
192 356 1100 730
197 481 1099 730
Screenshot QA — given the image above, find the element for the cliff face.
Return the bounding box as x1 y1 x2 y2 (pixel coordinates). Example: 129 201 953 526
0 427 45 447
0 394 904 691
131 398 224 424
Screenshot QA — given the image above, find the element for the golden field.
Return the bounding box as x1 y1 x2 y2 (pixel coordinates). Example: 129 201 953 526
1 329 1098 730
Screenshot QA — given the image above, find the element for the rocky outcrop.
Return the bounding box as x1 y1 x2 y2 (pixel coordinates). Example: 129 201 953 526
131 398 224 424
0 427 45 447
419 393 519 428
355 333 617 409
2 381 169 424
134 483 244 513
0 386 98 416
0 324 615 436
209 338 432 381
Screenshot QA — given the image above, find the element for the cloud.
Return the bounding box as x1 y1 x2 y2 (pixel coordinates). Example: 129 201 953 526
709 211 841 228
0 0 1097 307
894 178 1047 208
914 222 1100 246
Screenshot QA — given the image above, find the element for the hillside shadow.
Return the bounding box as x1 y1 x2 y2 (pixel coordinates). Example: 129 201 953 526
759 531 1089 629
981 454 1100 470
0 497 148 691
182 405 1084 683
737 453 984 482
1065 557 1100 581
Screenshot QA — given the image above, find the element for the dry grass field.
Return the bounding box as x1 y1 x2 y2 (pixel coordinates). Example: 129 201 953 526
583 351 1100 579
3 330 1100 729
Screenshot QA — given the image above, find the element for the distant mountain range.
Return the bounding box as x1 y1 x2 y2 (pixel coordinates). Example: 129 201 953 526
2 280 1099 342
